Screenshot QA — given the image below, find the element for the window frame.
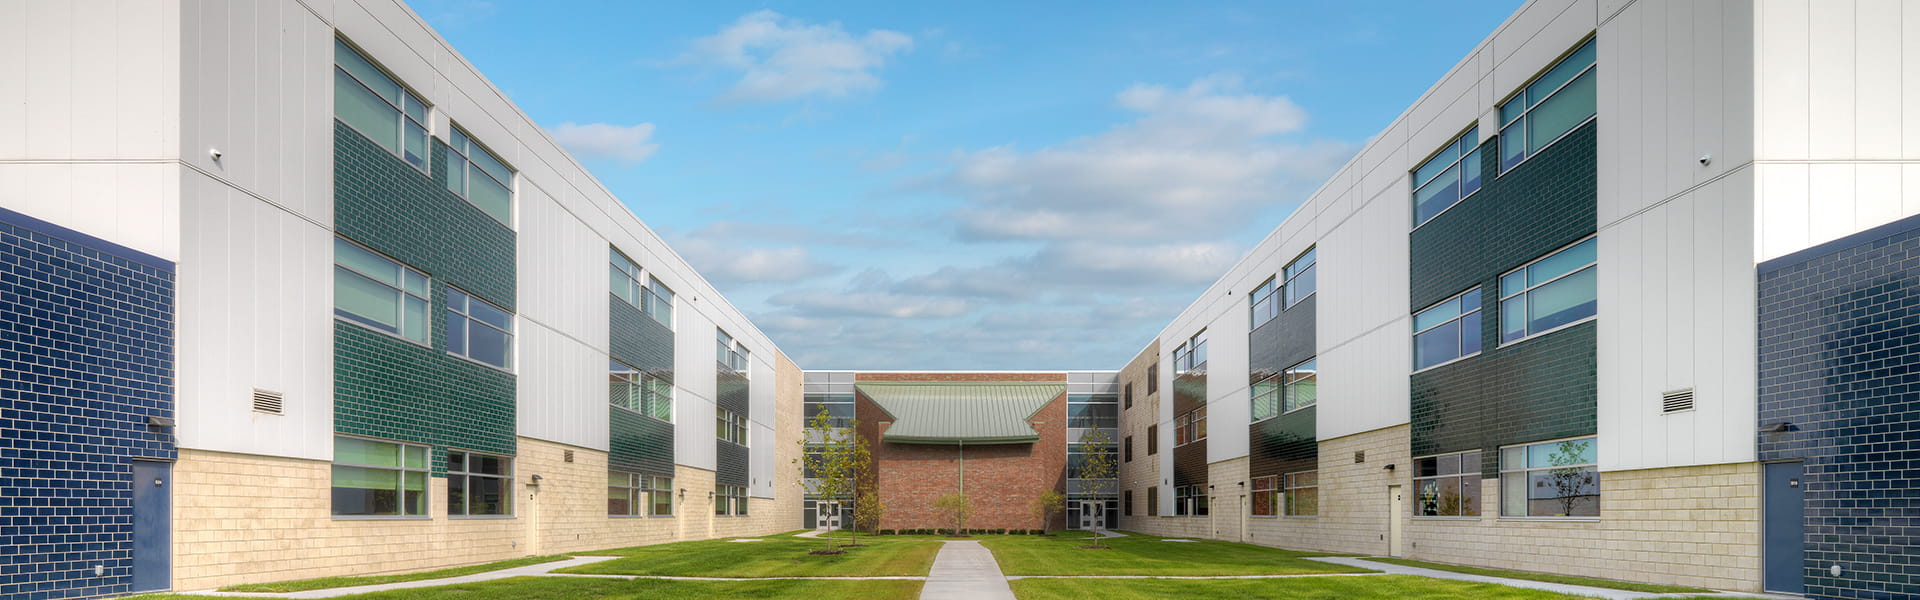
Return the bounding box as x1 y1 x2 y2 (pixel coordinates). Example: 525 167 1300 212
1250 372 1281 424
1173 406 1207 447
333 38 430 173
1281 358 1318 414
1413 450 1483 519
1283 471 1319 518
1498 38 1598 173
1282 247 1317 307
1497 236 1598 347
445 287 515 372
716 408 749 446
1123 435 1133 463
610 248 674 329
1146 363 1159 394
1249 276 1280 328
333 236 431 346
1146 486 1159 517
330 435 431 519
444 124 516 227
1124 490 1134 516
1251 475 1279 518
715 484 749 517
446 450 514 518
1410 126 1484 230
609 359 673 423
608 471 644 517
1411 287 1484 374
1146 424 1158 455
1497 436 1599 520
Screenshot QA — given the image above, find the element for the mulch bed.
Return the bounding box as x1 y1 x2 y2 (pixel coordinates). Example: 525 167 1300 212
808 550 847 555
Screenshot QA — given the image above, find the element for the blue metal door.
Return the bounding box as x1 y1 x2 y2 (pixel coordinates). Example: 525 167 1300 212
132 460 172 592
1763 462 1804 594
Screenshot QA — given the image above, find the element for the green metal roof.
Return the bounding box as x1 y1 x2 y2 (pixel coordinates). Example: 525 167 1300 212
856 381 1064 445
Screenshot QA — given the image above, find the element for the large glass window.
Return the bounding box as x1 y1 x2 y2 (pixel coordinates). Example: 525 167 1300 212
1500 237 1597 344
717 329 749 375
1284 471 1319 517
1413 288 1483 371
716 484 748 516
1282 358 1318 413
1413 127 1483 227
447 451 512 516
610 360 673 421
804 392 854 428
1249 277 1279 327
334 237 430 344
1500 39 1597 171
1068 394 1118 429
447 288 513 370
716 408 748 445
611 472 673 516
445 127 514 225
1283 247 1317 306
1251 475 1279 517
1174 406 1206 446
334 39 429 171
1250 373 1280 423
1500 437 1598 518
610 249 673 328
332 436 428 517
1174 485 1208 517
1173 332 1208 374
1415 450 1482 517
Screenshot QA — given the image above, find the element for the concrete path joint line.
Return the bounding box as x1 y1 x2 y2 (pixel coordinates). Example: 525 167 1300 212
919 540 1016 600
1305 557 1782 600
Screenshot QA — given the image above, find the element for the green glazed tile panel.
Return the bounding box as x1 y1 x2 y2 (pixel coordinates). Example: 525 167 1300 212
610 407 675 476
607 296 675 475
334 321 517 473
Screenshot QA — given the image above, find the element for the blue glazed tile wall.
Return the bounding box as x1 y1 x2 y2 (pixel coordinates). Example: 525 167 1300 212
0 213 175 600
1758 214 1920 600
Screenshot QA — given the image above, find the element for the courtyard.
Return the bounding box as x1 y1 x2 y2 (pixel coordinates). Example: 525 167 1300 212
129 530 1751 600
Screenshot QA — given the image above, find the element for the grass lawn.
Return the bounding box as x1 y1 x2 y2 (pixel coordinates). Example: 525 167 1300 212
1362 557 1711 594
561 532 942 577
1010 574 1626 600
137 576 921 600
981 532 1371 576
217 555 572 592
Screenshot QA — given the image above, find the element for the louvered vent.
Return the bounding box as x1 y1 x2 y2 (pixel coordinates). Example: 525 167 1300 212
1661 388 1695 414
252 389 285 415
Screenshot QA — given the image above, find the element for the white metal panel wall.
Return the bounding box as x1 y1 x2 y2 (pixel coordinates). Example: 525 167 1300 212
176 169 336 460
1317 180 1413 440
749 354 777 497
1753 0 1920 261
675 310 718 472
1595 0 1761 471
0 0 181 261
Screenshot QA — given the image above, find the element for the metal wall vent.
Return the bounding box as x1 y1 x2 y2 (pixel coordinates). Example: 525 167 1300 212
1661 388 1695 414
252 389 285 415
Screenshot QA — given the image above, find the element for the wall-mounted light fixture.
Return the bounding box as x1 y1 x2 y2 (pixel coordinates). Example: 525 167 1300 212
1381 464 1396 471
679 488 687 499
529 474 543 485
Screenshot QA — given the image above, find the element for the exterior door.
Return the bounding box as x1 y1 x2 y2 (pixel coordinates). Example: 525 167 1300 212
817 501 840 531
1764 462 1805 594
1387 484 1405 557
131 460 172 592
1079 501 1100 529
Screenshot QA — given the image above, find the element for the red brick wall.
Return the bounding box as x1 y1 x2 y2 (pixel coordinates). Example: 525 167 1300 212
854 372 1067 530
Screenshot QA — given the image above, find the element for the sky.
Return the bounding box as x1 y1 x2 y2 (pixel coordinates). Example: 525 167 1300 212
414 0 1525 371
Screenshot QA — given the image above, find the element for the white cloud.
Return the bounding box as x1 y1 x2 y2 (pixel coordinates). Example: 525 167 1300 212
548 122 660 164
685 10 913 103
672 238 841 285
770 289 971 319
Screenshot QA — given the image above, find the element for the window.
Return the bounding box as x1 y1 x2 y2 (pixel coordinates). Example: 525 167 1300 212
609 360 673 421
1251 373 1280 422
609 249 673 328
1173 407 1207 446
609 472 673 516
1250 277 1279 327
1282 359 1318 413
445 126 514 225
334 39 429 171
1500 39 1596 171
716 484 748 516
1124 436 1133 463
1284 471 1319 517
447 288 513 370
717 329 748 375
1415 450 1483 517
1173 332 1208 374
1412 128 1484 227
1251 475 1279 517
1283 248 1317 307
804 392 855 429
1068 394 1118 429
1500 237 1597 344
1413 288 1483 371
334 237 429 344
1124 490 1133 516
447 451 512 516
1500 437 1598 518
1176 485 1210 517
716 408 748 445
1147 363 1159 393
1146 486 1159 516
1124 383 1133 409
332 436 428 517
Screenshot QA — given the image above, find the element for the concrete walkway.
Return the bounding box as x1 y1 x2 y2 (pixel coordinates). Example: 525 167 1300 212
1306 557 1781 600
919 540 1015 600
189 556 621 598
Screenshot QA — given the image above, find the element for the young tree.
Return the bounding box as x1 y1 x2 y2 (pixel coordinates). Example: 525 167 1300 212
933 493 972 536
1073 428 1120 547
1029 489 1065 533
794 408 867 552
853 470 885 537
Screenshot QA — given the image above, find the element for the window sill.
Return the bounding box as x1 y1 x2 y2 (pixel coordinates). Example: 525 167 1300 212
1250 515 1280 519
610 402 673 424
1497 115 1597 177
1281 405 1315 416
1497 516 1600 522
447 351 516 375
334 117 432 177
609 514 676 519
332 515 431 521
450 515 516 520
335 315 431 349
1411 351 1482 376
1499 315 1596 350
1410 188 1483 233
1283 515 1319 520
1283 291 1316 309
1412 516 1482 521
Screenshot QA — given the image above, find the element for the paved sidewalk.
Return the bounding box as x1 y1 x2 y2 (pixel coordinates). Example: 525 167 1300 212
1306 557 1781 600
190 556 620 598
919 540 1015 600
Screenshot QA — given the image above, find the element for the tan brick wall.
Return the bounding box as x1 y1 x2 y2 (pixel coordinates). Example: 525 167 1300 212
1243 424 1410 555
1117 340 1161 529
1406 461 1762 592
516 438 680 555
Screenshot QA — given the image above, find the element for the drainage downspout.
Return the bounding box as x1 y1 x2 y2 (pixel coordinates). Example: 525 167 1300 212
957 440 965 495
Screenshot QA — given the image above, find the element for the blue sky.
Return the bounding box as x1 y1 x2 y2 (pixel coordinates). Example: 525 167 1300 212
415 0 1523 370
